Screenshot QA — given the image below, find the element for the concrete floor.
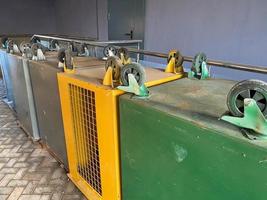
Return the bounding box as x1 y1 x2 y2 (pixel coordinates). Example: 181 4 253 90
0 79 85 200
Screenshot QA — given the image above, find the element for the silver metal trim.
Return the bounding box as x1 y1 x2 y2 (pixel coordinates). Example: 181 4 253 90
22 59 40 141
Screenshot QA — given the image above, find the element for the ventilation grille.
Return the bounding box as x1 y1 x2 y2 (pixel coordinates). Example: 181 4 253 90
69 84 102 195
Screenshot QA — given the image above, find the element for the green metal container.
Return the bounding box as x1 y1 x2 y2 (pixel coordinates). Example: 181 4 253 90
119 78 267 200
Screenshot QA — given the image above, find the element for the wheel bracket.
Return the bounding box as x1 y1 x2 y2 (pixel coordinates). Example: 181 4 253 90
165 50 184 74
117 74 149 97
221 98 267 138
118 48 131 65
188 52 210 80
103 67 114 87
119 53 131 65
59 48 75 74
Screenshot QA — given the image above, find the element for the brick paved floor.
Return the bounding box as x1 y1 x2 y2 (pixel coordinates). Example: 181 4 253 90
0 79 86 200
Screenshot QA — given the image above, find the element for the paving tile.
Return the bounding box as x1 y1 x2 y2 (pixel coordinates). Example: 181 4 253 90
0 186 13 195
0 174 5 182
13 168 27 180
23 173 43 181
7 187 24 200
22 181 38 194
34 186 53 194
51 193 62 200
40 195 51 200
51 168 65 179
13 163 29 168
49 178 65 186
0 80 86 199
18 195 42 200
5 159 17 168
0 195 8 200
0 174 15 187
62 194 82 200
64 181 76 193
8 180 29 187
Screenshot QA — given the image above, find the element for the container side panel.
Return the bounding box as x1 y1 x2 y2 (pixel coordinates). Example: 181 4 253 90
119 98 267 200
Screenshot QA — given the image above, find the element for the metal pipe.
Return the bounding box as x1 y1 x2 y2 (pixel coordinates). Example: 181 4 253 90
126 48 168 58
183 56 267 74
126 48 267 74
0 34 33 38
32 34 142 46
33 34 267 74
202 59 267 74
137 43 140 62
184 56 267 74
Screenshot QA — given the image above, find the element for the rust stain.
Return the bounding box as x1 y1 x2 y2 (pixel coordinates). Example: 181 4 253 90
176 101 190 110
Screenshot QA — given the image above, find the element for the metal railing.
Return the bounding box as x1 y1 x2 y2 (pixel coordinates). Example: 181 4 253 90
126 48 267 74
32 34 267 75
32 34 142 61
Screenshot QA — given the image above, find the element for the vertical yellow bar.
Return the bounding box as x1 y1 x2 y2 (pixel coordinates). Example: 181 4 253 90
58 74 122 200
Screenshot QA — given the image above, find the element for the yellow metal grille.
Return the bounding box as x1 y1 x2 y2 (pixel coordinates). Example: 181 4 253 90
69 84 102 195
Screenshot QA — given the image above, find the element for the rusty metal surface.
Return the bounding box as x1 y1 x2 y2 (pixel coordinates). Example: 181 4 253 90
146 78 234 117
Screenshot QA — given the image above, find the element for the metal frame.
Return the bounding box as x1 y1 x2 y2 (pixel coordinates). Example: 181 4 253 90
32 34 267 74
32 34 142 46
118 78 267 200
126 48 267 74
28 55 69 168
0 57 7 94
0 49 15 107
58 74 122 200
0 34 97 41
7 53 40 140
57 67 183 200
22 59 40 140
32 34 142 61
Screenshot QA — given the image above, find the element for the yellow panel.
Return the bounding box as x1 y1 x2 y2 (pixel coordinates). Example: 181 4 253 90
57 68 184 200
58 74 121 200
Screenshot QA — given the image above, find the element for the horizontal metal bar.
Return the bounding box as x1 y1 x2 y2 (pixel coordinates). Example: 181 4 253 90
47 34 97 41
126 48 168 58
1 33 95 40
183 56 267 74
0 34 33 38
33 34 267 74
126 48 267 74
32 34 142 46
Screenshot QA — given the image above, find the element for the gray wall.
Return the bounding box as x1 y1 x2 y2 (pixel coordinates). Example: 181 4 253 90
54 0 108 40
144 0 267 81
0 0 109 39
97 0 109 40
1 0 265 80
52 0 267 80
0 0 56 34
